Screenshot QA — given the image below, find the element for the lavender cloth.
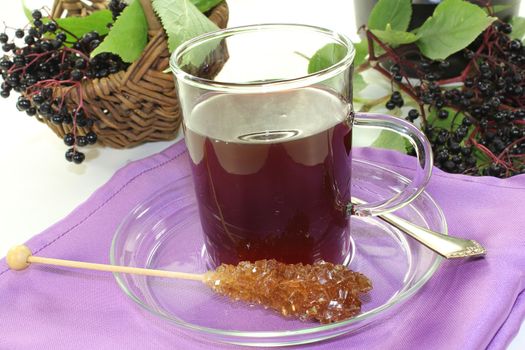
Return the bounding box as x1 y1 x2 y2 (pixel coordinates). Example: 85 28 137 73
1 141 524 350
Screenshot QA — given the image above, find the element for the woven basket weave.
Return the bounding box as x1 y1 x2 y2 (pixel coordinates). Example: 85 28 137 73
40 0 229 148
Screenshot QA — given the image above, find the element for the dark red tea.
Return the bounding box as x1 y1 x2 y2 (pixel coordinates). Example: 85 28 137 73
184 88 353 267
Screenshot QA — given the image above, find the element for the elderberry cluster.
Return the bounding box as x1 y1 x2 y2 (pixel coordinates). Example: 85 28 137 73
373 20 525 178
0 9 129 164
108 0 128 21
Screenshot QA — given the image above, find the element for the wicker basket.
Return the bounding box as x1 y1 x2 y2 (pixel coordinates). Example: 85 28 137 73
39 0 229 148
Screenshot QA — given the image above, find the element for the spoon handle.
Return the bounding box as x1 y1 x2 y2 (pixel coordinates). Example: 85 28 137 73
352 197 486 259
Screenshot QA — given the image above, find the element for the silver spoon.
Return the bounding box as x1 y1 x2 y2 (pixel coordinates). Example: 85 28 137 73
352 197 487 259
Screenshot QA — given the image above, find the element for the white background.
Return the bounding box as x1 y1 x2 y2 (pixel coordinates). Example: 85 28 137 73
0 0 523 348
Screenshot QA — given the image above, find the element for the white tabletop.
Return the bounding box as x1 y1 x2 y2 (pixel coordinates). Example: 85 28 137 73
0 0 523 347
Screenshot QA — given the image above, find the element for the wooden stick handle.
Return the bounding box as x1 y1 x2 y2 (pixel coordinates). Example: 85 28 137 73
7 245 205 282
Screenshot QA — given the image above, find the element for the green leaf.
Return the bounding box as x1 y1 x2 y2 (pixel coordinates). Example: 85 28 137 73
371 24 420 48
492 3 516 14
510 16 525 40
307 43 347 74
368 0 412 31
152 0 219 54
415 0 496 60
190 0 223 13
90 0 147 63
426 107 466 130
372 129 412 153
353 72 366 93
473 147 491 168
22 0 32 22
55 10 113 43
354 40 368 67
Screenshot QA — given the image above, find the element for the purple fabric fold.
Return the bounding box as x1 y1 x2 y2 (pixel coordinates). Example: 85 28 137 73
1 141 524 350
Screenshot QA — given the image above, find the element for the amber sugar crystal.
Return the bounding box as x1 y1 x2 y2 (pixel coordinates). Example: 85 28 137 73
204 259 372 324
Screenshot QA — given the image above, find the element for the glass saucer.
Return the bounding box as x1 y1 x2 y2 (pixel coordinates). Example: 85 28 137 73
110 158 446 347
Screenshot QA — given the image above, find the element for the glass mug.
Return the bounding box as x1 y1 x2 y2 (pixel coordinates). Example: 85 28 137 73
170 24 433 268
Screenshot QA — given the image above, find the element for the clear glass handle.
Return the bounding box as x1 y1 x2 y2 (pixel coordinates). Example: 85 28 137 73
351 112 433 216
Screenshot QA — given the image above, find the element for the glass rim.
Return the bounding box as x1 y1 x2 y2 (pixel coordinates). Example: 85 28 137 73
169 23 356 93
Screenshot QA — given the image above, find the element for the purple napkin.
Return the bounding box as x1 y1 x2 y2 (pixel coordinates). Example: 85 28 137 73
1 141 524 350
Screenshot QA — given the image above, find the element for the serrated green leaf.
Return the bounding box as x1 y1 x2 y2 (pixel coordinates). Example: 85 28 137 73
55 10 113 43
191 0 223 13
307 43 347 74
372 129 412 154
473 147 491 168
22 0 113 44
415 0 496 60
353 72 366 93
90 0 147 63
510 16 525 40
152 0 219 54
372 24 420 48
368 0 412 31
354 40 368 67
426 107 466 130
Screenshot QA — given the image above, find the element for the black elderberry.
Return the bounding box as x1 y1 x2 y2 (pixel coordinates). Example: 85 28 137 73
76 117 88 127
56 32 67 42
76 135 88 147
2 43 15 52
407 109 419 121
89 40 101 51
492 138 506 153
65 148 75 162
390 64 400 74
501 23 513 34
86 131 98 144
451 154 462 164
439 60 450 70
437 109 449 119
443 160 456 172
13 55 25 66
435 149 449 163
71 69 83 81
51 113 64 124
488 163 504 176
449 141 461 154
425 73 437 81
463 49 475 60
0 90 9 98
24 35 35 45
393 73 403 82
44 21 57 33
72 151 85 164
0 59 12 70
26 107 36 116
74 59 86 69
16 98 31 111
15 29 24 38
63 133 75 146
28 27 39 38
386 100 396 110
461 147 472 156
0 33 8 44
32 10 42 20
466 156 477 167
62 114 72 124
419 60 431 71
462 118 473 127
